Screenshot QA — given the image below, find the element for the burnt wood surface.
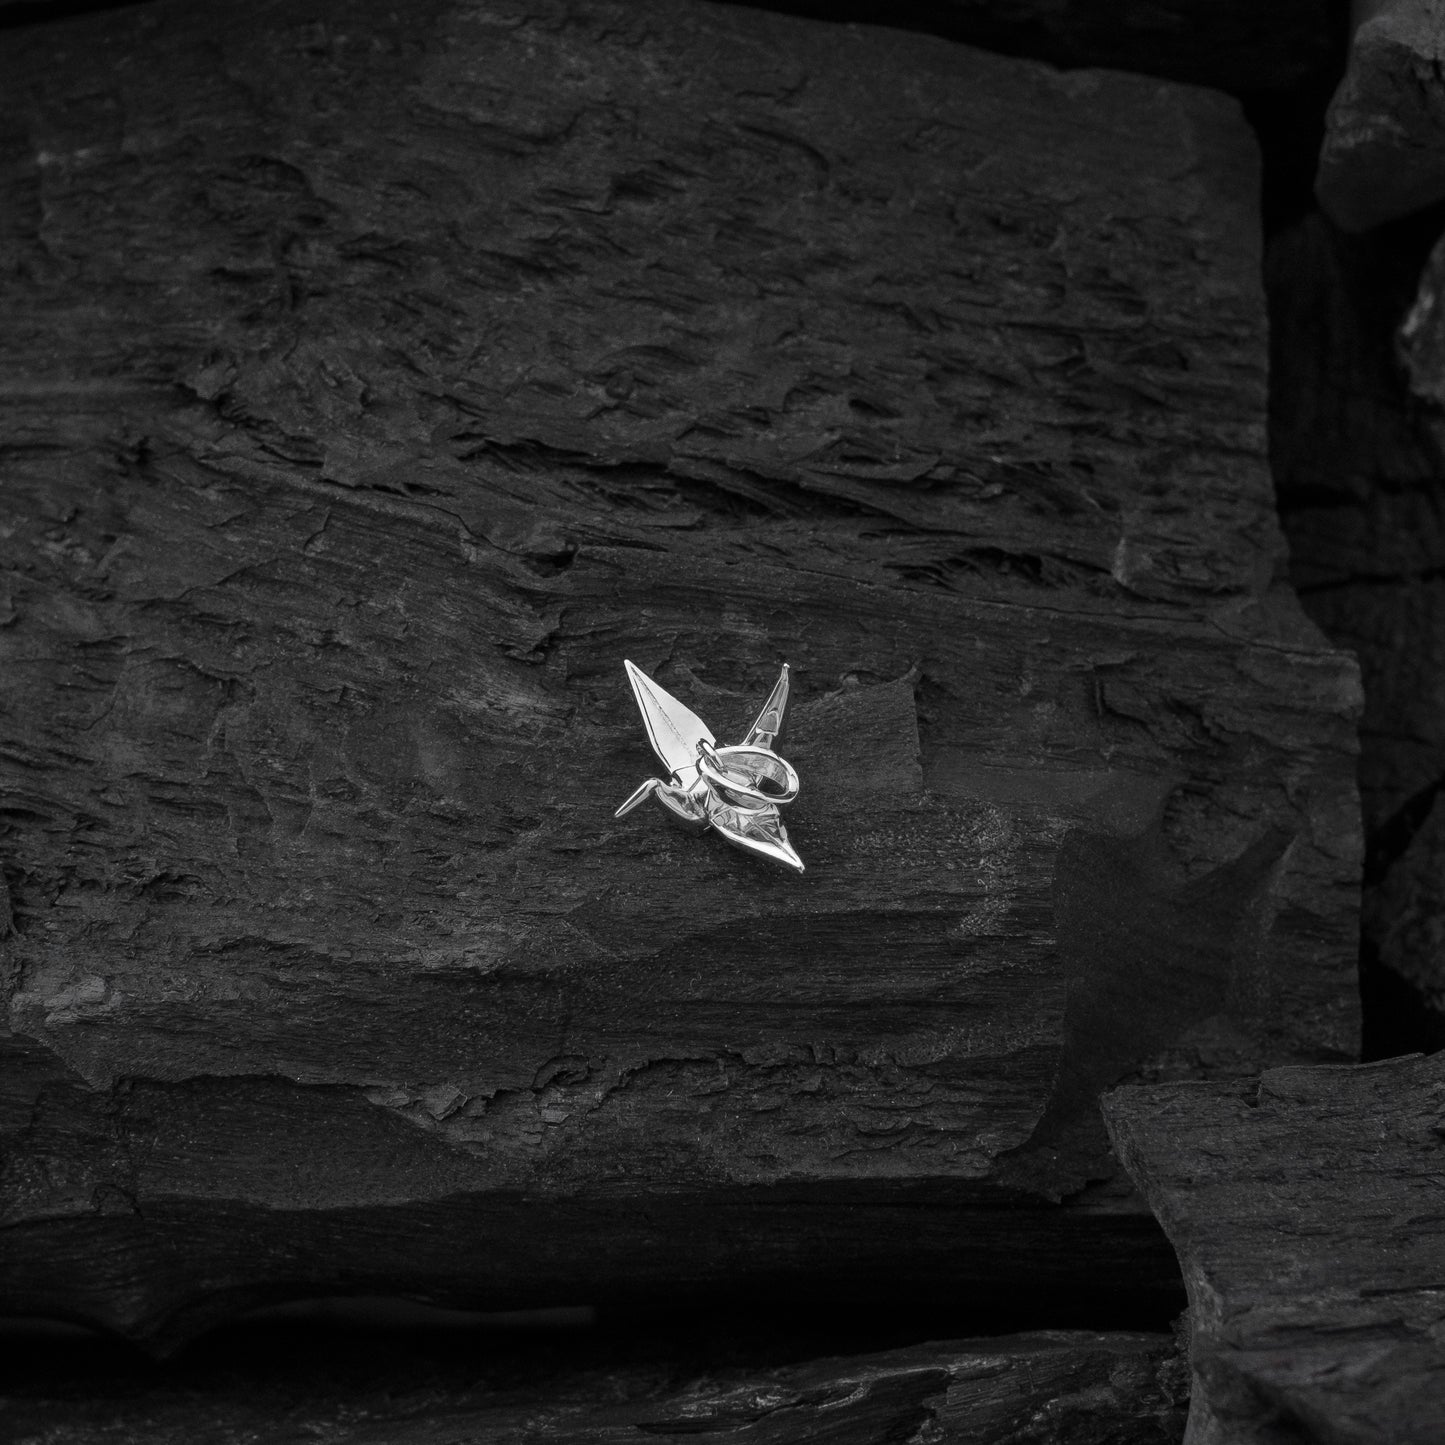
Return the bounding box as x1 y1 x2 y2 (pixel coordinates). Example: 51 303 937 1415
0 1323 1188 1445
1105 1053 1445 1444
1315 0 1445 232
0 0 1360 1345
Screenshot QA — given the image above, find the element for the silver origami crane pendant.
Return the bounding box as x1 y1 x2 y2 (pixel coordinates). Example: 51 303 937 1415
614 660 804 873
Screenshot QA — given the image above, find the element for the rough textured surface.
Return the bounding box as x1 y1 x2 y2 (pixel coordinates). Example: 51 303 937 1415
1316 0 1445 232
0 1324 1188 1445
1271 209 1445 1050
0 0 1360 1344
1105 1054 1445 1445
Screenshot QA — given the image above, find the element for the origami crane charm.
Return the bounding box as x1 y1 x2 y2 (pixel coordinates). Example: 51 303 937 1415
614 660 804 873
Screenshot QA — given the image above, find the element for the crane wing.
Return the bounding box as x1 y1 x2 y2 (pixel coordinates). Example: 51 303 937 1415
742 664 790 750
623 661 715 779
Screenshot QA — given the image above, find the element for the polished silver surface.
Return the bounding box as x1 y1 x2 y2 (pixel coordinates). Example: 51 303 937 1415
615 660 804 873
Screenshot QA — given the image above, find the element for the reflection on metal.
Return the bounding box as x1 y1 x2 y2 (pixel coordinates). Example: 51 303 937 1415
615 660 804 873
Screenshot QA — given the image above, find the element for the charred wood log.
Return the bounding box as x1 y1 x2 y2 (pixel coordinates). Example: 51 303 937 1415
1105 1053 1445 1444
0 0 1360 1346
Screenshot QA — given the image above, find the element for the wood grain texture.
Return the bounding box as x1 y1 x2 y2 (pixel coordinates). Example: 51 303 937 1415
1316 0 1445 232
0 1325 1188 1445
0 0 1360 1343
1105 1054 1445 1445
